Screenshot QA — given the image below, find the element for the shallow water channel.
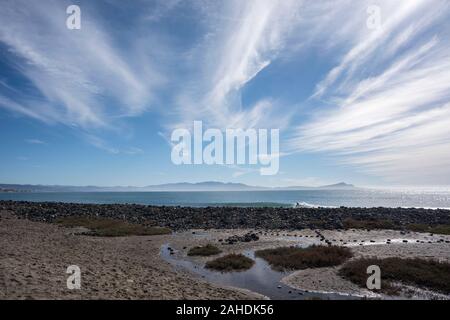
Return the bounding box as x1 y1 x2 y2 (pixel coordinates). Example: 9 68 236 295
160 244 359 300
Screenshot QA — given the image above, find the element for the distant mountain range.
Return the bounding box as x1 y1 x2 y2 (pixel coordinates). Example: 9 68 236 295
0 182 355 192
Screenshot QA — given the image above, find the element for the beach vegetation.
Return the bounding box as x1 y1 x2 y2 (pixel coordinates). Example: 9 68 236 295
205 254 254 272
406 223 450 235
343 218 399 230
188 244 222 256
339 257 450 295
55 216 171 237
255 245 352 271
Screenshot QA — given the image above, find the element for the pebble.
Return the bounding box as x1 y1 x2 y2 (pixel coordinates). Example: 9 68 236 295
1 200 449 233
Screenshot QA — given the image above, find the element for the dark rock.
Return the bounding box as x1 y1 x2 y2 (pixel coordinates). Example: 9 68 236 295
1 200 449 233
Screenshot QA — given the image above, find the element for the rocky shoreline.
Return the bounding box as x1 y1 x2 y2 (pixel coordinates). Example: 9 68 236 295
1 200 449 231
2 202 450 300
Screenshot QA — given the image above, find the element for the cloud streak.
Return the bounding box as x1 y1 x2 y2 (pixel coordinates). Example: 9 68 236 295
168 0 301 131
1 0 450 185
288 0 450 184
25 139 46 145
0 0 164 128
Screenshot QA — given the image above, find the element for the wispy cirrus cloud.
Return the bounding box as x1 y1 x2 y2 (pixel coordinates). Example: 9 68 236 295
167 0 301 131
83 133 145 156
1 0 449 185
288 0 450 184
25 139 46 145
0 0 165 129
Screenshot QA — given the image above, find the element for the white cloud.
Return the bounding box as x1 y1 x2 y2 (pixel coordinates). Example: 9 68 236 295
311 0 431 98
144 0 182 22
84 134 120 154
2 0 449 185
25 139 46 145
0 0 165 128
83 133 144 156
288 0 450 184
168 0 301 131
124 147 144 155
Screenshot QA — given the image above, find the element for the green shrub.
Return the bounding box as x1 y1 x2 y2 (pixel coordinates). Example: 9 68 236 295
255 245 352 271
205 254 254 272
343 218 399 230
188 244 222 256
55 216 171 237
339 257 450 295
407 223 450 235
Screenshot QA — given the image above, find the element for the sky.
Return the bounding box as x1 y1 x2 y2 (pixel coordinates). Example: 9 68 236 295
0 0 449 188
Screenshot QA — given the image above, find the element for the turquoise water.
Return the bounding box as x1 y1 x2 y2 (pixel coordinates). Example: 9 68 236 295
1 189 450 208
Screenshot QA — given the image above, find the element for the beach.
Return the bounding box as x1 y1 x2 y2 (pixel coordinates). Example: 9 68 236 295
0 211 262 300
1 201 450 300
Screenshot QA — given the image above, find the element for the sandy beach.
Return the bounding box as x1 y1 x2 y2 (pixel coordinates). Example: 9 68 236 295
2 205 450 300
0 211 262 300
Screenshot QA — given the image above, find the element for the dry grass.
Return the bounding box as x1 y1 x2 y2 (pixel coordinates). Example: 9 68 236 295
255 245 353 271
188 244 222 256
55 216 171 237
205 254 254 272
305 219 328 229
343 218 399 230
406 223 450 235
342 218 450 235
339 257 450 295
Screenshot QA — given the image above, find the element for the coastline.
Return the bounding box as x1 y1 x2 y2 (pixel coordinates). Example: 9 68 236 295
2 200 449 231
2 188 450 210
1 201 450 300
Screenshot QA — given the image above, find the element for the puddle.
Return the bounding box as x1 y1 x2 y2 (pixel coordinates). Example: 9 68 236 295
160 230 449 300
160 244 359 300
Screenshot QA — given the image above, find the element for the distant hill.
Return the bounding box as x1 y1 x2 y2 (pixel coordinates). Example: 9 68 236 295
317 182 355 190
142 181 265 191
275 182 355 191
0 182 264 192
0 181 356 192
0 187 24 193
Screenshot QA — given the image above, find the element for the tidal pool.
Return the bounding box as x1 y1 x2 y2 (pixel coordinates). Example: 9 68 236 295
160 244 359 300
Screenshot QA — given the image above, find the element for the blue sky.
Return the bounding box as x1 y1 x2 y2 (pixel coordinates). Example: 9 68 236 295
1 0 450 187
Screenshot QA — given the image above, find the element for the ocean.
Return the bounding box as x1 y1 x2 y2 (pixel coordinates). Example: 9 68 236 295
1 188 450 209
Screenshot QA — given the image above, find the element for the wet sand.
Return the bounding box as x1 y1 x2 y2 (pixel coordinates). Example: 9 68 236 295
163 229 450 300
281 229 450 299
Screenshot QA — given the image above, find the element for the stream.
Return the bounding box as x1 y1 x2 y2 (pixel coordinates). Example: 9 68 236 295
160 244 360 300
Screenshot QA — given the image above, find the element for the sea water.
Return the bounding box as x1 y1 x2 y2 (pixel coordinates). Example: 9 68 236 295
1 189 450 208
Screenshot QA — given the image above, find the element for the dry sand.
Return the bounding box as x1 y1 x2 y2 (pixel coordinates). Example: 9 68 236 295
0 211 261 300
2 211 449 300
